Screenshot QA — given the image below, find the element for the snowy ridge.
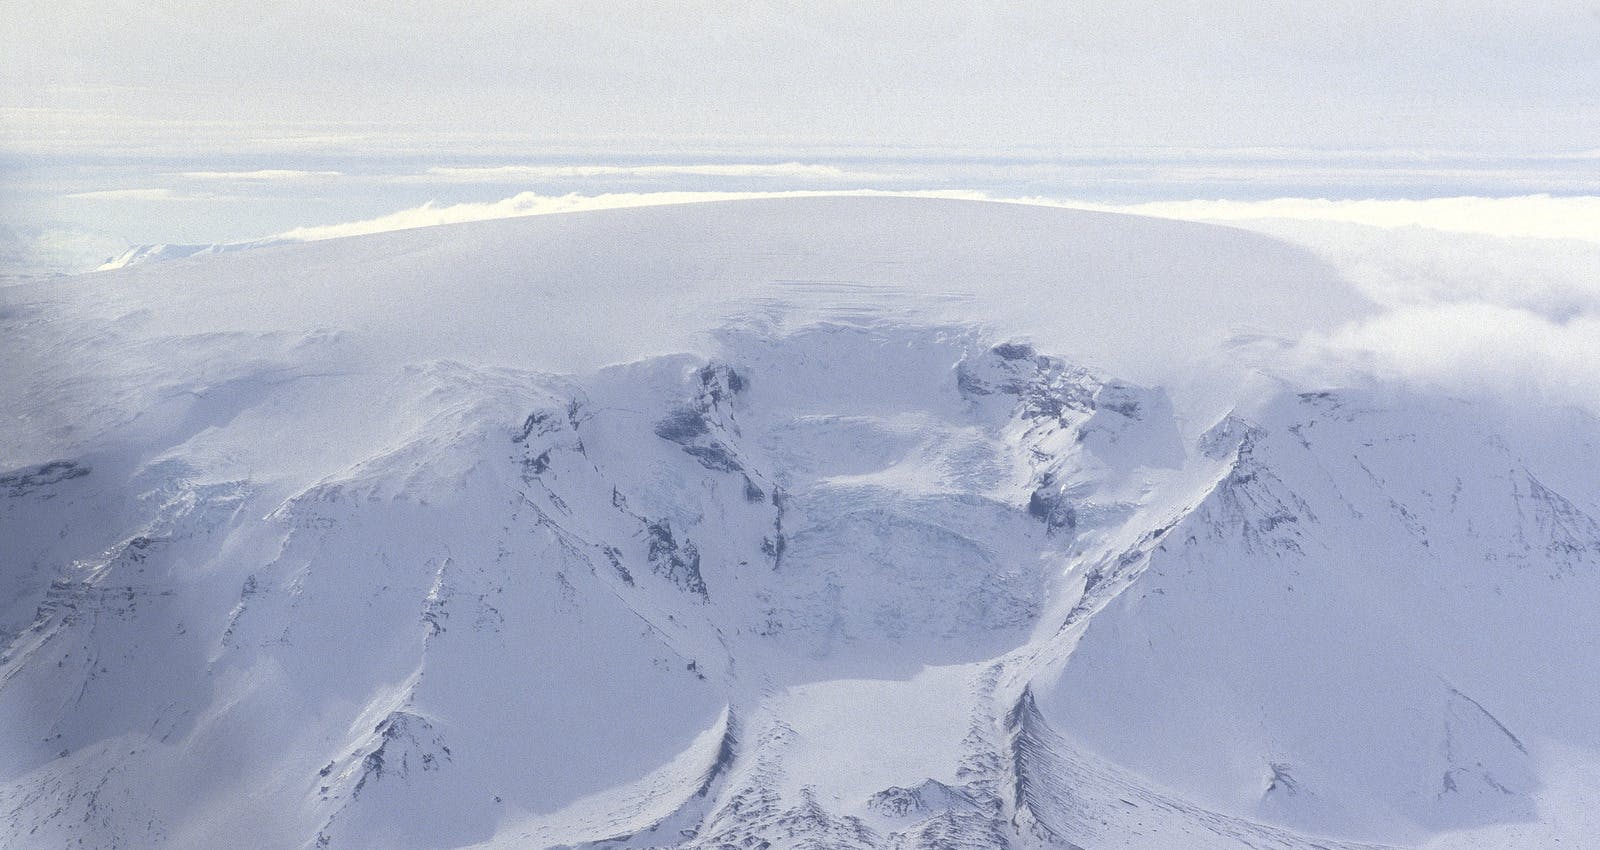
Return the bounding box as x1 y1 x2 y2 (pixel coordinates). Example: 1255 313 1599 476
3 197 1599 848
96 240 282 271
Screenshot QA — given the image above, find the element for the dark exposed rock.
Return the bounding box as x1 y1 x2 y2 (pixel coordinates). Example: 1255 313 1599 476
1027 488 1077 532
521 449 552 475
602 545 634 586
645 519 708 599
956 368 994 397
351 712 451 800
1093 382 1144 419
681 442 742 473
866 778 977 819
698 363 747 403
766 487 788 569
654 408 709 443
991 341 1035 361
1 459 90 497
761 534 786 563
512 410 563 444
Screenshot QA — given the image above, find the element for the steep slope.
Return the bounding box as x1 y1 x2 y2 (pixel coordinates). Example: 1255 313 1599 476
2 197 1597 849
1022 390 1600 845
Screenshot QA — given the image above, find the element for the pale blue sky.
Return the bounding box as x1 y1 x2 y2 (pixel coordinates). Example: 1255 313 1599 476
6 1 1600 155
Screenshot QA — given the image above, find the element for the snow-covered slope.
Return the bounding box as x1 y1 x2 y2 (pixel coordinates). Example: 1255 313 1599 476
2 197 1597 849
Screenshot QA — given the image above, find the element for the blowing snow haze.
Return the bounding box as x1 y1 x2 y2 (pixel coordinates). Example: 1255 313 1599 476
3 5 1600 850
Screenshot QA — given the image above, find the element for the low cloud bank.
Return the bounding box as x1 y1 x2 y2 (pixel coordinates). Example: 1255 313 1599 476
1161 202 1600 417
413 162 908 183
1094 196 1595 420
65 187 186 201
180 170 342 181
1051 194 1600 416
1085 195 1600 244
1289 301 1600 417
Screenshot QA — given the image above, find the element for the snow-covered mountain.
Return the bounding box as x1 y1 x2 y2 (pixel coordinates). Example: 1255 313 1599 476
2 197 1597 849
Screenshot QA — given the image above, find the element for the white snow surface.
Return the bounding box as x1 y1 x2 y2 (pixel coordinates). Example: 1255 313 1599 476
2 196 1598 849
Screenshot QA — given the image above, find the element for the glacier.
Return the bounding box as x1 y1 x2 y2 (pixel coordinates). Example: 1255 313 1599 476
2 197 1598 849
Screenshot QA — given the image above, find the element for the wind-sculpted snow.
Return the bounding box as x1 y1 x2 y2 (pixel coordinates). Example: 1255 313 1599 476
2 198 1599 848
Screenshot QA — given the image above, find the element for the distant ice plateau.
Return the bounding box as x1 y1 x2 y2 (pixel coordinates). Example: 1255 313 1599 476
2 197 1598 849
